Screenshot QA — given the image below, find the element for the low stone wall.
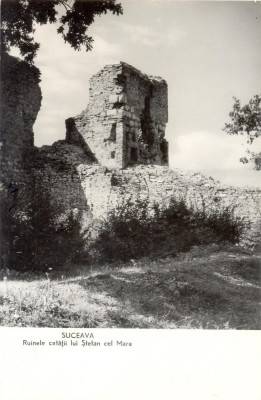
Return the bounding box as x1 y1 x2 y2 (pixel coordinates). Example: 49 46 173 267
1 54 260 259
32 155 260 250
31 141 95 223
74 165 261 250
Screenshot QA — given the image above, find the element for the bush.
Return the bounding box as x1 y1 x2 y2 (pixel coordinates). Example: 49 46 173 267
1 192 88 271
1 190 245 270
91 196 244 263
91 196 152 262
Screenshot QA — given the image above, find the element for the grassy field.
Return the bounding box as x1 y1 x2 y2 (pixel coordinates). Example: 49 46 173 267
0 245 260 329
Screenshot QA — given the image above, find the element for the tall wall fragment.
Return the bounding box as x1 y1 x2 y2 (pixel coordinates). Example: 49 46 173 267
70 62 168 169
0 52 42 207
1 55 260 264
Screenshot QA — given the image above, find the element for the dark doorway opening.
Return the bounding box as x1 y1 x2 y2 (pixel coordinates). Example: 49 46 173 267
130 147 138 162
140 95 154 146
160 140 168 164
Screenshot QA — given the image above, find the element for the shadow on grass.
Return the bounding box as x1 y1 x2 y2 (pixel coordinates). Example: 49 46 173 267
77 255 261 329
1 250 260 329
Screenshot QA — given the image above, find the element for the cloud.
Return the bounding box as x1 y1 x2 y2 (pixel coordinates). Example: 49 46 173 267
29 23 124 147
35 24 123 65
169 131 261 187
111 21 185 48
171 131 243 170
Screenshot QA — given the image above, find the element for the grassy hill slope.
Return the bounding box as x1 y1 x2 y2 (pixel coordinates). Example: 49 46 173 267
1 246 260 329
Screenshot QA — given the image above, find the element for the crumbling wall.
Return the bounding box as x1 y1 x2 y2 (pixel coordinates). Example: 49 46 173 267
70 62 168 169
31 141 94 223
1 54 260 259
122 63 168 166
0 52 42 193
75 165 261 250
0 52 42 213
0 53 42 267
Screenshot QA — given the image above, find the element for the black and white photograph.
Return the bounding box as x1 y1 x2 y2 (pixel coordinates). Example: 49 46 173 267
1 1 261 399
1 0 260 331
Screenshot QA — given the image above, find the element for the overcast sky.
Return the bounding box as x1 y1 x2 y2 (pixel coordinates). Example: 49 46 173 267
12 0 261 187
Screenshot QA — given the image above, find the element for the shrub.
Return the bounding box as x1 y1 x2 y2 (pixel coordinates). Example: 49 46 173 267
201 207 245 243
92 196 152 262
91 196 244 263
1 191 88 271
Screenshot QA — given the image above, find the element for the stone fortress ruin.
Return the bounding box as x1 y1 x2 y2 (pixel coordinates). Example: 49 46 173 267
1 53 261 258
67 62 169 169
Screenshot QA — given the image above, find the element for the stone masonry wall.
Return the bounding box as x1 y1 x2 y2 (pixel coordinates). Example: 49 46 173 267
1 55 260 260
70 62 168 169
0 53 42 266
31 141 95 223
0 53 42 198
75 165 261 251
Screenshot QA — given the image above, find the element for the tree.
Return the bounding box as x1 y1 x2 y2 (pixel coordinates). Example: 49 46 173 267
223 95 261 170
1 0 123 63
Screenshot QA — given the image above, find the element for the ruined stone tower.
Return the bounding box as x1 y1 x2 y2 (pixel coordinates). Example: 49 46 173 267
1 55 261 262
67 62 168 169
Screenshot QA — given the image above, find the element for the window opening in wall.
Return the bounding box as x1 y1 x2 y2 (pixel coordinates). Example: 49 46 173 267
105 123 117 142
140 95 154 146
160 140 168 163
109 122 117 141
114 73 127 86
111 151 115 159
130 147 138 162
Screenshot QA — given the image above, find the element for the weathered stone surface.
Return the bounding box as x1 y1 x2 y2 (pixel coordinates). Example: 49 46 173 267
68 62 169 169
1 57 260 257
31 140 95 224
0 52 42 207
67 165 260 250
